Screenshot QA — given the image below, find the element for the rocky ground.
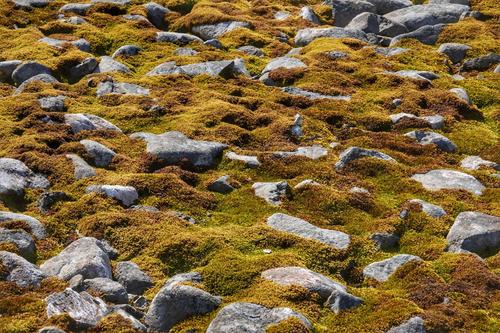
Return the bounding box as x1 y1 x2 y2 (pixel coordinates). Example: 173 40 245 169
0 0 499 332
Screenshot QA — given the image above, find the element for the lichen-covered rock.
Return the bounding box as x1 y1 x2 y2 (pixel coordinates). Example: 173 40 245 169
300 6 320 24
273 145 328 160
208 175 234 194
68 58 98 82
14 73 58 95
449 87 470 104
38 37 90 52
390 24 445 46
144 2 170 30
0 60 22 83
335 147 395 170
461 53 500 72
114 261 153 295
225 151 260 168
156 32 203 44
85 185 138 207
438 43 470 63
281 87 351 101
0 228 36 260
326 289 364 313
64 114 122 133
192 21 250 40
38 95 66 112
370 233 399 251
390 113 444 129
460 156 499 170
252 181 291 206
0 251 45 287
59 3 92 15
96 81 149 97
80 140 116 167
11 61 52 86
83 278 128 304
365 0 412 15
411 169 485 195
111 45 142 58
94 56 130 74
409 199 446 218
405 130 457 152
327 0 376 27
0 158 49 202
363 254 422 282
0 211 46 239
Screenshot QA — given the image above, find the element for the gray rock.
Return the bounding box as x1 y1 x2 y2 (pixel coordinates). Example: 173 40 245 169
267 213 350 249
130 131 227 169
112 45 142 58
273 145 329 160
14 73 59 95
449 87 470 104
326 51 349 59
0 211 46 240
390 24 445 46
38 95 66 112
405 130 457 152
130 205 160 213
95 56 130 74
146 61 184 76
430 0 469 5
387 316 426 333
335 147 395 170
300 6 320 24
460 156 499 170
38 327 66 333
60 16 87 25
12 62 52 86
0 251 45 287
409 199 446 218
384 4 469 32
83 278 128 304
66 154 96 179
173 47 198 56
294 179 320 189
85 185 138 207
38 191 69 214
46 288 109 328
446 211 500 255
274 11 290 20
350 186 370 194
495 65 500 73
40 237 112 280
0 158 50 201
69 274 85 291
412 169 485 195
0 60 22 83
208 175 234 194
91 0 130 4
438 43 470 63
96 81 149 97
370 233 399 250
145 272 221 332
291 113 303 139
144 2 170 30
38 37 91 52
326 289 364 313
68 58 98 82
80 140 116 167
156 32 203 45
123 14 148 22
461 53 500 72
374 47 408 57
346 12 408 37
64 113 122 133
204 39 223 49
295 27 369 46
11 0 48 9
252 182 291 206
95 239 118 260
365 0 413 15
237 45 264 57
363 254 422 282
115 261 153 295
281 86 351 101
390 113 444 129
192 21 250 40
206 302 312 333
225 151 260 168
113 308 147 331
385 69 439 81
59 3 93 15
179 60 239 78
327 0 376 27
261 266 346 300
0 228 36 260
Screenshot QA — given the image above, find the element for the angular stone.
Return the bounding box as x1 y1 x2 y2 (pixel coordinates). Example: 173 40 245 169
208 175 234 194
387 316 426 333
156 32 203 45
295 27 369 46
79 140 116 167
204 39 223 49
85 185 138 207
38 95 66 112
385 69 439 81
461 53 500 72
300 6 320 24
12 61 52 86
405 130 457 152
409 199 446 218
335 147 395 170
327 0 376 27
390 113 444 129
412 169 485 195
460 156 499 170
438 43 470 63
225 152 260 168
39 37 90 52
115 261 153 295
390 24 445 46
68 58 98 82
252 182 291 206
112 45 142 58
14 73 59 95
144 2 170 30
326 289 363 313
59 3 93 15
37 191 68 214
0 228 36 260
281 86 351 101
273 145 328 160
363 254 422 282
192 21 250 40
0 251 45 287
0 211 46 239
66 154 96 179
64 113 122 133
173 47 198 56
449 87 470 104
0 158 50 202
267 213 350 249
370 233 399 251
0 60 22 83
83 278 128 304
365 0 413 15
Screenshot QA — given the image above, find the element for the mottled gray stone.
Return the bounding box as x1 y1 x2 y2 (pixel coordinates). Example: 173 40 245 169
273 145 329 160
390 113 444 129
300 6 320 24
0 60 22 83
14 73 58 95
365 0 413 15
461 53 500 72
335 147 395 170
0 158 50 202
294 179 320 189
237 45 264 57
66 154 96 179
80 140 116 167
144 2 170 30
115 261 152 295
385 69 439 81
390 24 445 46
156 32 203 45
59 3 93 15
85 185 138 207
68 58 98 82
374 47 408 57
173 47 198 56
363 254 422 282
39 37 90 52
438 43 470 63
295 27 369 46
0 211 46 240
327 0 376 27
95 56 130 74
412 169 485 195
326 289 364 313
405 130 457 152
0 228 36 260
83 277 128 304
38 95 66 112
96 81 149 97
11 0 48 9
208 175 234 194
460 156 499 171
409 199 446 218
64 113 122 133
252 182 291 206
112 45 142 58
225 151 260 168
0 251 45 287
192 21 250 40
449 87 470 104
387 316 426 333
370 233 399 251
11 61 52 86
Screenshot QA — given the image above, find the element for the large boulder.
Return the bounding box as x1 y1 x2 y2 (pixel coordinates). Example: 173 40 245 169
114 261 153 295
252 181 291 206
85 185 138 207
295 27 369 46
192 21 250 40
144 2 170 30
446 211 500 255
145 272 221 332
130 131 227 170
335 147 395 170
411 169 485 195
363 254 422 282
11 0 49 8
83 278 128 304
0 228 36 260
0 158 49 201
79 140 116 167
267 213 350 249
148 60 245 78
365 0 412 15
0 212 46 239
11 61 52 86
40 237 112 280
206 302 312 333
64 114 122 133
386 316 426 333
405 130 457 152
438 43 470 63
0 251 45 287
346 12 408 37
326 0 376 27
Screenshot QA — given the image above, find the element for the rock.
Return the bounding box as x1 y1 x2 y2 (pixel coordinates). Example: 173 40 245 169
146 61 183 76
91 0 130 4
267 213 350 249
179 60 239 78
114 261 153 295
384 4 469 32
64 113 122 133
295 27 369 46
85 185 138 207
59 3 93 15
40 237 112 280
38 95 66 112
291 113 303 139
274 11 290 20
225 152 260 168
390 24 445 46
0 251 45 287
461 53 500 72
300 6 320 24
96 81 149 97
409 199 447 218
12 61 52 86
365 0 412 15
273 145 329 160
460 156 499 170
204 39 223 49
385 70 439 81
294 179 320 189
0 228 36 260
349 186 370 194
123 14 148 22
335 147 396 170
169 211 197 224
386 316 426 333
156 32 203 45
0 158 50 201
326 289 364 313
374 47 408 57
79 140 116 167
390 113 444 129
237 45 264 57
430 0 469 5
412 169 485 195
46 289 109 328
0 212 46 239
112 45 142 58
346 12 408 37
252 182 291 206
173 47 198 56
60 16 87 25
261 266 346 300
282 86 351 101
145 272 221 332
11 0 48 9
326 51 348 59
438 43 470 63
113 308 147 331
262 57 307 74
370 233 399 250
95 239 118 260
327 0 376 27
130 131 227 169
38 191 69 214
38 327 66 333
405 130 457 152
206 302 312 333
66 154 96 179
192 21 250 40
95 56 130 74
208 175 234 194
446 211 500 255
130 205 160 213
83 278 128 304
38 37 91 52
0 60 22 83
144 2 170 30
14 73 59 95
363 254 422 282
68 58 98 82
449 87 470 104
495 65 500 73
69 274 85 291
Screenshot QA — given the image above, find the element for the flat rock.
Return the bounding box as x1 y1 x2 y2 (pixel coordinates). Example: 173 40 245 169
412 169 485 195
374 47 408 57
0 228 36 260
346 12 407 37
173 47 198 56
206 302 312 333
96 81 149 97
85 185 138 207
438 43 470 63
114 261 153 295
461 53 500 72
363 254 422 282
80 140 116 167
38 191 69 214
156 32 203 45
405 130 457 152
39 37 91 52
83 277 128 304
252 181 291 206
460 156 499 170
64 113 122 133
40 237 112 280
446 211 500 255
0 211 46 239
0 158 50 201
409 199 446 218
267 213 350 249
327 0 376 27
237 45 264 57
59 3 93 15
66 154 96 179
192 21 250 40
38 327 67 333
294 179 320 189
225 151 260 168
335 147 395 170
385 69 439 81
387 316 426 333
208 175 234 194
273 145 329 160
262 57 307 75
0 251 45 287
12 61 52 86
281 87 351 101
295 27 369 46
